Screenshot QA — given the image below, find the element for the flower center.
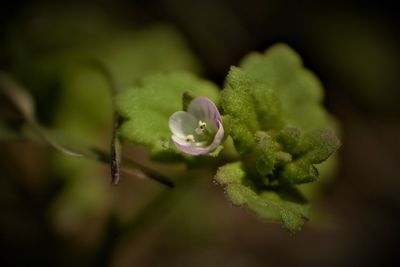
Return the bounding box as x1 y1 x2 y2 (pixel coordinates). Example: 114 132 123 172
195 120 207 135
184 120 214 144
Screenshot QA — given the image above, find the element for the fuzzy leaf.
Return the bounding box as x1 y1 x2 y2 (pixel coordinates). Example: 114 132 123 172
221 68 260 133
221 67 284 153
254 131 280 176
223 67 285 131
225 44 341 186
228 123 255 154
115 71 219 159
296 128 341 164
280 159 319 184
215 162 309 232
279 128 340 184
276 127 301 154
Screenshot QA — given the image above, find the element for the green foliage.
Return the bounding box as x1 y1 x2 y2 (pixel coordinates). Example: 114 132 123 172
3 2 341 232
113 43 340 231
217 44 341 231
29 34 339 231
296 129 341 164
215 162 309 232
239 43 334 131
279 128 341 184
222 68 262 133
220 69 259 151
5 5 204 234
280 159 319 184
116 71 220 160
276 127 301 153
224 118 255 155
8 8 201 92
254 131 280 177
221 67 284 154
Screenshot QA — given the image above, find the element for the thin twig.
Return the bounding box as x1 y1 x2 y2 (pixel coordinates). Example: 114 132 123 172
110 115 121 184
0 71 84 157
0 71 174 188
88 60 122 185
92 147 174 188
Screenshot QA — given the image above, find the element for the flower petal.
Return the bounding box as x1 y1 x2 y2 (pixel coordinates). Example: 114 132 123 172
210 120 225 148
188 97 221 125
171 135 207 147
172 120 224 155
168 111 197 139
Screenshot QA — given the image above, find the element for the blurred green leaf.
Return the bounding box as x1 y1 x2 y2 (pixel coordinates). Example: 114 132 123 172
8 7 201 91
215 162 309 232
239 43 334 131
0 72 87 157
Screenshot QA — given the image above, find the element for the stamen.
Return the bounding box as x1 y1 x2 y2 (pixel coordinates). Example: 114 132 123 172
198 120 207 129
195 120 207 134
185 134 195 142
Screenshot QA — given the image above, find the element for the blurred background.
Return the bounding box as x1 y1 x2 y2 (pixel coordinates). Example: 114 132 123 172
1 0 399 266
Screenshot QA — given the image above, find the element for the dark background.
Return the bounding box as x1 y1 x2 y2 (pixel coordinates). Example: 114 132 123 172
1 0 399 266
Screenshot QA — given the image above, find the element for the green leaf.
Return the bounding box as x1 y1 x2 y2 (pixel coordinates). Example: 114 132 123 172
221 67 284 153
115 71 220 159
8 7 202 92
296 128 341 164
223 67 285 131
215 162 309 232
7 15 203 177
276 127 301 154
254 131 280 176
240 44 322 102
100 24 202 87
222 68 260 132
280 159 319 184
222 44 341 187
239 43 334 131
279 128 340 184
227 123 256 155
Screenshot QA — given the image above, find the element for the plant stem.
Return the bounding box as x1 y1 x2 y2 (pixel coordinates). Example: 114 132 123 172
88 59 123 185
0 71 174 188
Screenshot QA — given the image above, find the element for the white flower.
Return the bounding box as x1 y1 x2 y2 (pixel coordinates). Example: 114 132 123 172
168 97 224 155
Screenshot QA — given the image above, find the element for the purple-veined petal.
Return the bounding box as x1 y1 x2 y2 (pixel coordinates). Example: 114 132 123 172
168 111 197 139
188 97 221 125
